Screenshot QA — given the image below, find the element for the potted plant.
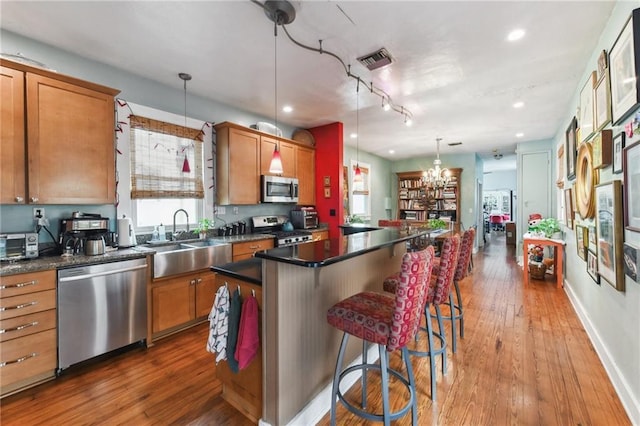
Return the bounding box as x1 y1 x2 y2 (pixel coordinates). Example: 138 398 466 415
193 218 213 239
426 218 447 230
533 218 561 239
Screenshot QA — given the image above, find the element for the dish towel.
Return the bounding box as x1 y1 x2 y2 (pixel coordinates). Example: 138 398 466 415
235 294 259 370
226 288 242 373
207 285 230 364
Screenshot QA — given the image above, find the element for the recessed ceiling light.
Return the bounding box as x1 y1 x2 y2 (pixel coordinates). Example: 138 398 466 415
388 149 395 154
516 132 524 138
350 133 357 139
507 29 525 42
513 101 525 108
282 105 293 113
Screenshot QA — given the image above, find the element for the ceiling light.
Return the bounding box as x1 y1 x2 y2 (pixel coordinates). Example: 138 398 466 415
350 132 357 139
179 72 192 173
513 101 525 108
507 29 525 42
282 105 292 113
268 18 283 175
388 149 395 154
516 132 524 138
405 116 413 127
422 138 450 189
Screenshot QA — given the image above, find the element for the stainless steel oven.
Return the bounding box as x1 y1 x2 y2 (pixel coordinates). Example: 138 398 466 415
251 215 312 247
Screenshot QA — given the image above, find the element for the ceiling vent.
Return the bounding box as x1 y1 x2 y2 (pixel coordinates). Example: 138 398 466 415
357 48 393 71
448 142 462 146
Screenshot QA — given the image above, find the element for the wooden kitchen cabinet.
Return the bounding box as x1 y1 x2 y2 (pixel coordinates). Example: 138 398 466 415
0 270 57 397
232 238 274 262
216 122 261 205
296 145 316 205
151 271 217 337
214 273 263 423
260 136 295 177
0 59 120 205
310 229 329 241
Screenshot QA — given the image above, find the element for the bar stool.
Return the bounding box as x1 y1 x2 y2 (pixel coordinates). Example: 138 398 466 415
431 227 475 353
382 235 460 401
326 246 434 425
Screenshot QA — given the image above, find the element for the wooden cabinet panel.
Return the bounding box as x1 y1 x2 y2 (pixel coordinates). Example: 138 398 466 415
260 137 295 177
0 329 57 391
0 310 56 343
216 123 260 205
0 270 56 298
0 290 56 321
232 239 274 262
152 278 195 333
195 273 217 319
310 230 329 241
296 146 315 205
0 66 26 204
26 73 116 204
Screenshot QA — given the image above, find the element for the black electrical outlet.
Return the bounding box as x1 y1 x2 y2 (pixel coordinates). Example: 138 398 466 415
330 209 336 216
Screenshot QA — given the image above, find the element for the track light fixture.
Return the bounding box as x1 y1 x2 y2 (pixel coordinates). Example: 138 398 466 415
259 0 414 126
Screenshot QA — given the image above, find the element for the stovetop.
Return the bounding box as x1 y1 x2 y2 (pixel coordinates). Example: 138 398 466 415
251 215 312 247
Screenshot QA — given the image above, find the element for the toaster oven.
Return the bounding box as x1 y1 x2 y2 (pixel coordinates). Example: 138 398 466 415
290 209 319 229
0 232 39 261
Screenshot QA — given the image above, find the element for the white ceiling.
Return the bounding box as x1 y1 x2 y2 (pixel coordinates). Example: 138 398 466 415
0 1 615 172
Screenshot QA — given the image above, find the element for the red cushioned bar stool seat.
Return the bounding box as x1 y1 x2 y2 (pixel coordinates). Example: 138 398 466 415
326 247 434 425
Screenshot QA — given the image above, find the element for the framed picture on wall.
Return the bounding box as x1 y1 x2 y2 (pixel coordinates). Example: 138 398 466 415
575 224 587 261
624 140 640 232
566 117 578 180
623 243 639 282
609 8 640 124
612 131 626 174
564 188 574 229
587 249 600 284
594 71 612 132
579 71 597 143
595 181 625 291
588 224 597 253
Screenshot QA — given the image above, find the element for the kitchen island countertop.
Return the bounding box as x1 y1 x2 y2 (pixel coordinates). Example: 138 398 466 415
211 257 262 285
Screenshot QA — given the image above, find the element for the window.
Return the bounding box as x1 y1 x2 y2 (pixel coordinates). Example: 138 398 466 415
115 101 214 233
350 160 371 220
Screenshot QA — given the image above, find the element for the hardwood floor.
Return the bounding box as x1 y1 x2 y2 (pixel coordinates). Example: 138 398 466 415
0 233 630 425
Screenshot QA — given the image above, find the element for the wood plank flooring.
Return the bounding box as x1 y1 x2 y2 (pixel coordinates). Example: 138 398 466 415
0 233 631 425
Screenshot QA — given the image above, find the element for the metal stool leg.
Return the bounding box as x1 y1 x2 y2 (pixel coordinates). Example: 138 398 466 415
425 303 438 401
435 304 447 375
448 291 458 353
455 280 464 338
361 339 367 409
379 344 391 426
331 333 349 425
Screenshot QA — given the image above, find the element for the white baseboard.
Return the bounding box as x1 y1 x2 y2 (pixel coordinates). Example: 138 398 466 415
564 280 640 425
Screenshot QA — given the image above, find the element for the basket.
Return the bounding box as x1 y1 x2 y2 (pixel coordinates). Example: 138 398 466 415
529 261 547 280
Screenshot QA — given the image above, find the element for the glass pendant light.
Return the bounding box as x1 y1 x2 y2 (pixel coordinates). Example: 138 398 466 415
353 81 363 183
268 20 284 174
179 73 192 173
422 137 450 188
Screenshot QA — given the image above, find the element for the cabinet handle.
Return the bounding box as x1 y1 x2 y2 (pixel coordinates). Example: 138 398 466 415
0 280 37 290
0 321 39 334
249 245 259 249
30 197 39 203
190 279 196 286
0 301 37 312
14 196 24 203
196 278 202 284
0 352 37 368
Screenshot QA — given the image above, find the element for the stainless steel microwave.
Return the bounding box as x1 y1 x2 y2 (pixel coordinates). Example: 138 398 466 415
0 232 39 261
261 175 299 203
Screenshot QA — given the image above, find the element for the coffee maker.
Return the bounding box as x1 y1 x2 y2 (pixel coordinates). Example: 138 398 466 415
59 213 110 256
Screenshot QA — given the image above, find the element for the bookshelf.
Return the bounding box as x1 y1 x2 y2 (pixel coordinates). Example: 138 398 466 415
396 168 462 224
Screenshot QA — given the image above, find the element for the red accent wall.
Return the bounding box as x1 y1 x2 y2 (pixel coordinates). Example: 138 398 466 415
308 122 343 239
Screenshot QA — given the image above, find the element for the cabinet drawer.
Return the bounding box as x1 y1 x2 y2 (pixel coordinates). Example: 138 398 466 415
0 328 57 390
0 309 56 343
0 289 56 321
232 239 274 257
0 270 55 298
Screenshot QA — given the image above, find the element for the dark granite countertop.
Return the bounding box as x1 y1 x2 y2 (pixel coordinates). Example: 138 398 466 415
0 246 154 276
254 227 430 268
211 257 262 285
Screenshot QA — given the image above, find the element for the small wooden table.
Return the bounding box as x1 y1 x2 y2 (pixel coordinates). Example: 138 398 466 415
523 233 565 288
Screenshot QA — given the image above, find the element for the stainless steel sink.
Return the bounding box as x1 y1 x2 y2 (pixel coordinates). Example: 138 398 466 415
145 239 232 278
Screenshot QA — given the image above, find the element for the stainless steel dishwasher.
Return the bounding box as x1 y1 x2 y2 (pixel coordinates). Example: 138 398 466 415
57 258 147 371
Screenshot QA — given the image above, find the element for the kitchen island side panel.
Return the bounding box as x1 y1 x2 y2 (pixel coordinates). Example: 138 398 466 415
262 242 406 425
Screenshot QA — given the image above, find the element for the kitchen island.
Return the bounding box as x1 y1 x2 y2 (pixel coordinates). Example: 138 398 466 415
253 227 429 426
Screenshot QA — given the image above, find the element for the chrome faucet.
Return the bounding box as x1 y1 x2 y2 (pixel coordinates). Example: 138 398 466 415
172 209 190 240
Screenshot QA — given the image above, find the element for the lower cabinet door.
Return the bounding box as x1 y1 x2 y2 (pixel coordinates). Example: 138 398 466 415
195 273 217 319
152 278 195 333
0 329 57 394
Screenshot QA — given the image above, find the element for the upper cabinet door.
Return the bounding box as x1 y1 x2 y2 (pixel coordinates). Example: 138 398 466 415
216 124 260 205
0 66 26 204
260 136 295 178
26 73 116 204
296 146 315 205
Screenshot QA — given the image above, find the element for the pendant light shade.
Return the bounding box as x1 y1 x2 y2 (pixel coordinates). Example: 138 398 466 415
269 145 284 174
353 165 363 183
179 72 192 174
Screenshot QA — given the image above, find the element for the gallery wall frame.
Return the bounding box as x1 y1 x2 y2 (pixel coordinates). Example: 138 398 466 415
623 242 639 282
575 224 587 261
609 8 640 124
587 249 600 284
588 224 597 253
612 131 626 174
557 144 564 189
579 71 597 143
575 141 598 219
594 71 612 132
595 180 625 291
564 188 574 229
566 117 578 180
623 140 640 232
592 130 612 169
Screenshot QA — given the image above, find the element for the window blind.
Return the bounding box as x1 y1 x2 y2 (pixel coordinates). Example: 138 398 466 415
130 115 204 199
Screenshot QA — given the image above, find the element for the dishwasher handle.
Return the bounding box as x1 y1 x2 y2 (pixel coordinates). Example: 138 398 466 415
58 263 147 283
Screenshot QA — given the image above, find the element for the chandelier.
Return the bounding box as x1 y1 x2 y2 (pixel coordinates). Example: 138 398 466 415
422 138 451 189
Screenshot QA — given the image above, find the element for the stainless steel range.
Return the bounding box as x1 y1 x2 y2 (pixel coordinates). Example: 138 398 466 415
251 215 312 247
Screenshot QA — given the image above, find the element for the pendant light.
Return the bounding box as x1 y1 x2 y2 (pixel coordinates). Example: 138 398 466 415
268 19 284 174
353 80 363 183
422 137 451 188
179 72 192 173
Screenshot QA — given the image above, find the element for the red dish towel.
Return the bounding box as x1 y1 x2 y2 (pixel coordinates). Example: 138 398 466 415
235 294 259 370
